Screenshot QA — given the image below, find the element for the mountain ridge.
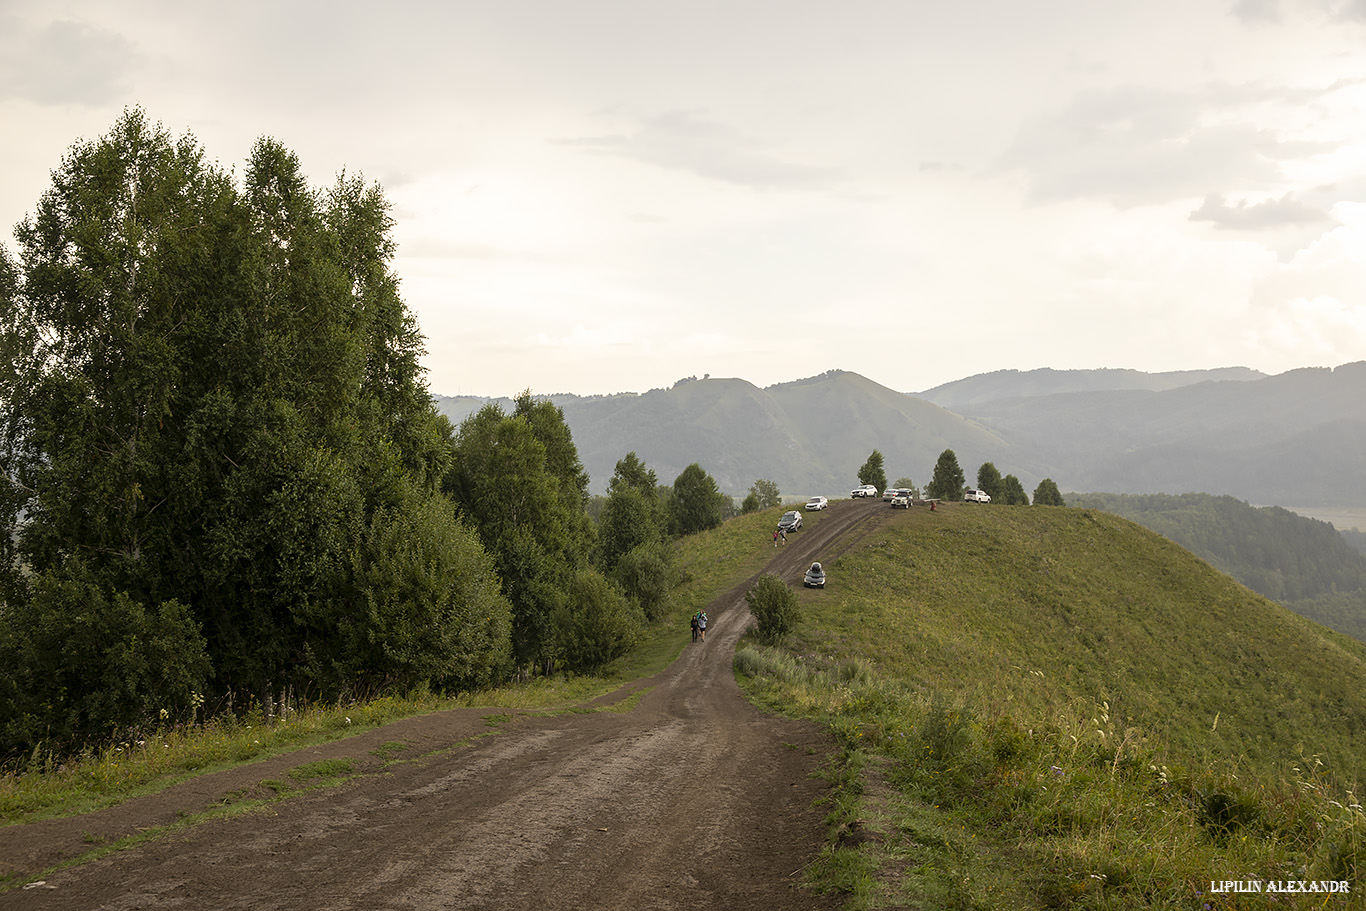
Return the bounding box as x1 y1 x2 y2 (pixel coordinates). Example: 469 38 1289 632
432 362 1365 510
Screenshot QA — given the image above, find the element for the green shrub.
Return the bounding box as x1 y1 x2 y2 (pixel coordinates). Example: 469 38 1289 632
612 541 677 622
745 574 799 644
0 564 211 755
552 569 643 673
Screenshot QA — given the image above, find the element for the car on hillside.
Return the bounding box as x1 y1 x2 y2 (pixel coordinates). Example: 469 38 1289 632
804 496 829 511
964 488 991 503
891 490 912 508
850 484 879 498
803 561 826 588
778 510 803 532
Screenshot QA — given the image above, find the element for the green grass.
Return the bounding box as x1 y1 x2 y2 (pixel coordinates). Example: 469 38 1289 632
737 504 1366 909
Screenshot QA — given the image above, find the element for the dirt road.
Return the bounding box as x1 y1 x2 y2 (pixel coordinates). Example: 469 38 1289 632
2 500 888 910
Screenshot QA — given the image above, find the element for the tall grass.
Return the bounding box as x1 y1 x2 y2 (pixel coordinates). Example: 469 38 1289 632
738 644 1364 909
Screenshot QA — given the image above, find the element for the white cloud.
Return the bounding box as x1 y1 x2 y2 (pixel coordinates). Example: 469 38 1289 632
1000 84 1342 207
1189 192 1336 228
561 110 843 192
0 17 137 106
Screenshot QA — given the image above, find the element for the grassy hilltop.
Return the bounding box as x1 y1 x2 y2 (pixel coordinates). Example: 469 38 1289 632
801 505 1366 780
733 503 1366 909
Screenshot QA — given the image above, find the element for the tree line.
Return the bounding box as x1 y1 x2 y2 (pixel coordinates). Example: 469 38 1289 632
0 111 731 757
856 448 1064 506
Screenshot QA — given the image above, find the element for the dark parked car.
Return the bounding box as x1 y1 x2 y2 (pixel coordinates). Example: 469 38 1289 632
803 561 826 588
778 511 803 533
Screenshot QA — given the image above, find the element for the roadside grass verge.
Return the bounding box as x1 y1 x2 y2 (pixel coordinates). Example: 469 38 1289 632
1 506 782 827
737 645 1365 910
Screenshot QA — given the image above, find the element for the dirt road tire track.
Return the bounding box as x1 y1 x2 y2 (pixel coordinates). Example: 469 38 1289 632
2 500 891 910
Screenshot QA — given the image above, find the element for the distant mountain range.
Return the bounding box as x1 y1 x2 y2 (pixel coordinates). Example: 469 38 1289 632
432 362 1366 511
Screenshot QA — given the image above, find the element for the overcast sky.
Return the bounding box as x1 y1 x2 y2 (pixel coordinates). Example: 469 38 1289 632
2 1 1364 397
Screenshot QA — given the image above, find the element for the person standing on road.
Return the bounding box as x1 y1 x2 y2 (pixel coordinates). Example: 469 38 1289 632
690 612 700 642
698 612 707 641
773 528 780 547
779 527 787 545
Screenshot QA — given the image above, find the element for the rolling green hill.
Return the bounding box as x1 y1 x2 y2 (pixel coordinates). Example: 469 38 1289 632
730 503 1366 907
796 504 1366 781
1068 492 1366 643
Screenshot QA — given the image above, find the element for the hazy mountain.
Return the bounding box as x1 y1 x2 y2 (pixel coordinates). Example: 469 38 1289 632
433 361 1365 509
437 371 1007 497
915 366 1266 410
955 362 1366 507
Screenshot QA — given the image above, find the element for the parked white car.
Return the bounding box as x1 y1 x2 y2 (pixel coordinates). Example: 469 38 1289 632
891 491 912 508
850 484 879 498
964 488 991 503
804 496 828 510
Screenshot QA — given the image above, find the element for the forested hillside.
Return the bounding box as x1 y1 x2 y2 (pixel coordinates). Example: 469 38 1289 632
1070 492 1366 641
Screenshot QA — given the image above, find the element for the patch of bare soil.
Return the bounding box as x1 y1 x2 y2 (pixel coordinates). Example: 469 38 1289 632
1 500 892 910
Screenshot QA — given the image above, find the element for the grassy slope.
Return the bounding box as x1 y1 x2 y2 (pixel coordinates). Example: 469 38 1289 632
735 503 1366 909
800 504 1366 784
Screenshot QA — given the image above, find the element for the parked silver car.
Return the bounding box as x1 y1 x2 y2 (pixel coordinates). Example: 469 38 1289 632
803 562 826 588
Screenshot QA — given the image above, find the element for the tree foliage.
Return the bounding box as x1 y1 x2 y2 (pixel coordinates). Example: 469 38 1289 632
976 462 1004 502
858 450 888 493
670 463 729 536
927 449 966 501
742 478 782 513
612 541 677 622
1033 478 1065 506
0 111 509 748
445 403 591 670
745 574 799 644
0 564 211 752
551 569 642 673
1000 474 1030 506
608 451 658 497
597 452 668 570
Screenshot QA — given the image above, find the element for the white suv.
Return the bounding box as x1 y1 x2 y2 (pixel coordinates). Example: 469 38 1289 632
850 484 878 498
804 496 828 510
964 488 991 503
